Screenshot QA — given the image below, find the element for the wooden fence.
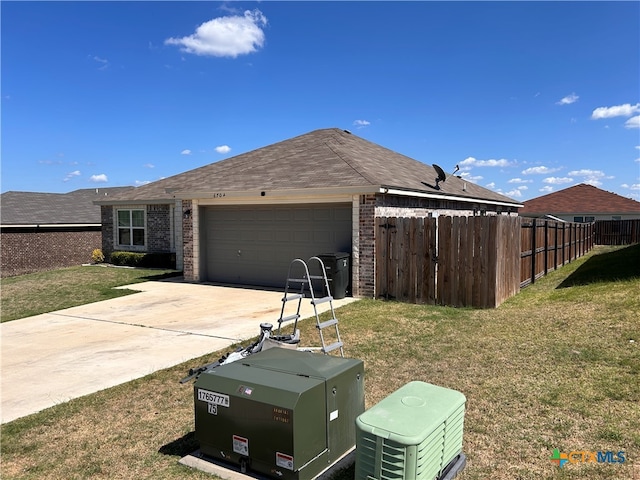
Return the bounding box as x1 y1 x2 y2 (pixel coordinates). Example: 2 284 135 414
520 219 594 288
375 216 594 308
375 216 520 308
594 219 640 245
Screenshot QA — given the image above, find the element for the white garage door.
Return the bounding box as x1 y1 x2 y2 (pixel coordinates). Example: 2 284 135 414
201 204 352 288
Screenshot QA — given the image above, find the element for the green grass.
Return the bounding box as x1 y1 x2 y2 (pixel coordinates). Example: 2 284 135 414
0 265 180 322
1 245 638 480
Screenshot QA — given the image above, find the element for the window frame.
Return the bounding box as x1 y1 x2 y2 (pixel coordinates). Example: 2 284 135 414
115 207 147 250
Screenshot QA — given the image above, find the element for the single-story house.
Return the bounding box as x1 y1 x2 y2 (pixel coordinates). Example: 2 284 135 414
1 187 134 277
96 128 522 297
519 184 640 223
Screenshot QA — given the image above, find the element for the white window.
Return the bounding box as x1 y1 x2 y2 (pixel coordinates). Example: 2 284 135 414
117 209 145 247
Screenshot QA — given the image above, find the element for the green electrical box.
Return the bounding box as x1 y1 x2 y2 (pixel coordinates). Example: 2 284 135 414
194 348 365 480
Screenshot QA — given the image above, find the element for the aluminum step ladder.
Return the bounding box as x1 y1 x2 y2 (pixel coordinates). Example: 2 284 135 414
276 257 344 357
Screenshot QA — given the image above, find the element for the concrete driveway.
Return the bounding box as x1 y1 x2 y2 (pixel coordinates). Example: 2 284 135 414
1 278 357 423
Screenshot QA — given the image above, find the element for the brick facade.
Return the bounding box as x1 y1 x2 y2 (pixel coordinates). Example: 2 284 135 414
357 194 377 297
182 200 194 280
375 194 519 217
147 204 172 253
1 228 101 277
101 205 114 255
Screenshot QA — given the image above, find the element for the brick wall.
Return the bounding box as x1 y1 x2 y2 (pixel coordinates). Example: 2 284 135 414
182 200 194 280
101 206 114 256
1 228 102 277
357 194 377 297
375 194 519 217
147 204 172 253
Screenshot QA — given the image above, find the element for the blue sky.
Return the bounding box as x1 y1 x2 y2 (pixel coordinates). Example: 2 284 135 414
2 1 639 201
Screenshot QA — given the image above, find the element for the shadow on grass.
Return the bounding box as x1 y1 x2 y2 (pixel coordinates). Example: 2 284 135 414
142 271 184 282
158 431 198 457
557 243 640 288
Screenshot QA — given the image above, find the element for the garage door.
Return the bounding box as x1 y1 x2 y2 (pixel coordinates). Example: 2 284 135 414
201 204 352 288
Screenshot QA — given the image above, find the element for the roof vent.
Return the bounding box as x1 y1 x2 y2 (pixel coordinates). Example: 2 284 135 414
343 129 352 134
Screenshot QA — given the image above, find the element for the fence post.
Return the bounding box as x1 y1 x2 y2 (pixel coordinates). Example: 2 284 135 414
544 220 549 276
531 218 537 284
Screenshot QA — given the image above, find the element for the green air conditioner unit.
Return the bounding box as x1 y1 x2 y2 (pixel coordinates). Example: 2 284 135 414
355 381 466 480
193 348 365 480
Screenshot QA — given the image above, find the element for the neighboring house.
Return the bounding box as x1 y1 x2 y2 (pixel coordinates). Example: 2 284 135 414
519 184 640 223
1 187 134 277
96 128 522 297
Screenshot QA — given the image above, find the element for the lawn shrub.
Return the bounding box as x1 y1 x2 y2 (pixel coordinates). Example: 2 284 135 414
109 252 175 269
91 249 105 263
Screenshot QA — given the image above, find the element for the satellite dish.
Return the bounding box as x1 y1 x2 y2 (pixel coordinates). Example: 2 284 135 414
433 164 447 184
421 164 447 191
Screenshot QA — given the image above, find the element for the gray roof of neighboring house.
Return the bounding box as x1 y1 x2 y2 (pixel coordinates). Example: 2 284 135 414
98 128 521 206
1 187 135 225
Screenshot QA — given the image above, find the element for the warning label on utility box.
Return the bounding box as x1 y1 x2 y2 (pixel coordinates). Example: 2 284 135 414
232 435 249 456
276 452 294 470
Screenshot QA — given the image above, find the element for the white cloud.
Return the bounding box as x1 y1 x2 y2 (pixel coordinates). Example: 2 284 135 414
508 178 533 184
459 172 483 183
543 176 573 185
505 189 523 198
135 180 151 186
624 115 640 129
517 185 528 191
567 169 605 178
583 178 603 187
165 9 267 58
635 146 640 150
485 182 496 189
567 169 613 185
522 166 560 175
89 174 108 183
591 103 640 119
90 55 110 70
635 158 640 163
459 156 512 167
63 170 81 182
622 183 640 190
556 93 579 105
143 163 154 168
181 149 192 155
353 120 371 128
215 145 231 154
539 186 553 193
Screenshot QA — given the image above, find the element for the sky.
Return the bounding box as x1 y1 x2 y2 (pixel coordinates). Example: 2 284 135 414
2 1 639 201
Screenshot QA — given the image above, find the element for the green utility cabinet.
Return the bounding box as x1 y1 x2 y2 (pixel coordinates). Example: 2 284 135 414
355 381 466 480
194 348 365 480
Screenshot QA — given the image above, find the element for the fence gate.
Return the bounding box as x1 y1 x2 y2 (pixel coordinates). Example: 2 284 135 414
376 217 437 304
375 216 521 308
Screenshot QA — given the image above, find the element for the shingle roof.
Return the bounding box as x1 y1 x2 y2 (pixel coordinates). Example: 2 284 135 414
519 184 640 215
100 128 520 206
0 187 135 225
